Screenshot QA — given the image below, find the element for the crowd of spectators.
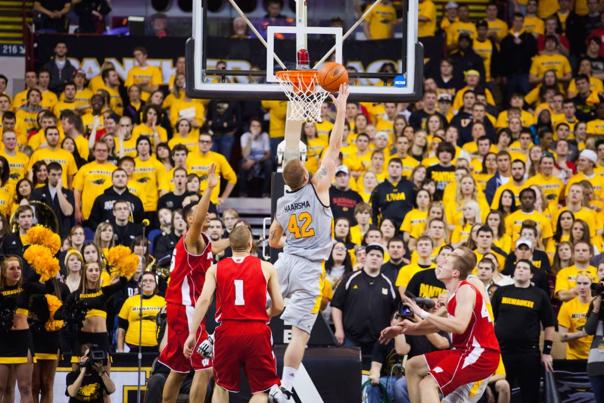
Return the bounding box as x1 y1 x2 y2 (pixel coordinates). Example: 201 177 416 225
2 0 604 401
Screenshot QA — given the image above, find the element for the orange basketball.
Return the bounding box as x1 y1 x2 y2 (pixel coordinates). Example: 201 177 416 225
317 62 348 93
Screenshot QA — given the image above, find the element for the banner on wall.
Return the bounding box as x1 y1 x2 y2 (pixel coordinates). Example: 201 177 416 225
35 34 442 85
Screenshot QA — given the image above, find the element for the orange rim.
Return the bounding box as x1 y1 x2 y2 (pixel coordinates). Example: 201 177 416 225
276 70 318 93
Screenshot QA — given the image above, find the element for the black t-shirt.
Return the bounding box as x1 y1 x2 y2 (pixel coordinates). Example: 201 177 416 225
157 191 197 211
406 268 447 299
331 270 399 344
65 370 106 403
491 284 555 353
426 164 456 200
329 186 363 225
381 260 405 286
502 251 550 295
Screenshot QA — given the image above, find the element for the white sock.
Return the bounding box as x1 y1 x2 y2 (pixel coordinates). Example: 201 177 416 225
281 366 297 391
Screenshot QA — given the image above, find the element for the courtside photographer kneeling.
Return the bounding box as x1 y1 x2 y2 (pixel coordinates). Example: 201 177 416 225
66 344 115 402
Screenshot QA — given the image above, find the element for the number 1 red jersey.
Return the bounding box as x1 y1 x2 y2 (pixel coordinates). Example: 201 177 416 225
165 233 214 307
215 255 269 323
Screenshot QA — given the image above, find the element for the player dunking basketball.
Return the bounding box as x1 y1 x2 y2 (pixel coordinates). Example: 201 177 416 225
380 247 501 403
158 165 218 403
183 224 285 402
267 83 349 400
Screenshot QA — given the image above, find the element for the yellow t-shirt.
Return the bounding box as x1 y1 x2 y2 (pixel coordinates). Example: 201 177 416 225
315 120 334 142
567 76 604 98
399 209 428 239
495 109 536 129
125 65 163 102
81 113 105 135
538 0 559 18
529 53 571 80
523 15 545 35
490 181 529 209
15 108 40 134
587 119 604 135
261 100 288 139
452 86 496 112
555 265 598 296
473 39 494 82
73 88 93 113
447 21 477 47
53 100 77 117
168 132 199 153
524 173 563 204
169 99 206 129
40 90 58 111
133 156 170 212
28 147 78 185
1 151 29 183
566 172 604 201
555 207 600 238
395 262 436 289
132 123 168 148
116 136 139 158
487 19 508 42
557 298 593 359
118 294 166 347
96 84 123 115
186 151 237 204
0 183 14 218
364 3 397 39
12 90 28 110
505 209 553 244
72 161 117 220
305 137 328 175
418 0 437 37
88 75 105 93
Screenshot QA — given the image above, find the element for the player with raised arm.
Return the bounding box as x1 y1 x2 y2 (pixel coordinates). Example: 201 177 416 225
158 164 218 403
267 83 349 400
379 248 501 403
183 224 285 402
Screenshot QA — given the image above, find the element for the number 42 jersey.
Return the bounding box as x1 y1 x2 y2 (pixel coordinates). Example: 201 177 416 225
275 183 333 261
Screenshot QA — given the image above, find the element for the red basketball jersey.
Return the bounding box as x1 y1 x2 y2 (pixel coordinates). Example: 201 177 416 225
215 255 269 323
447 280 500 353
165 234 213 307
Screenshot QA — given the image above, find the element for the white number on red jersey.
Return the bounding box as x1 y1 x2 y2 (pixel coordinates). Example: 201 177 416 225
234 279 245 306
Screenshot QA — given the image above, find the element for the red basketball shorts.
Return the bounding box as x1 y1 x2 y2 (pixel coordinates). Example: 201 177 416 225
158 303 212 373
213 321 279 393
425 347 499 396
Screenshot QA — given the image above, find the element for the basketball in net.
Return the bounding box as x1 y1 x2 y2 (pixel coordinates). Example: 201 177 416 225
317 62 349 92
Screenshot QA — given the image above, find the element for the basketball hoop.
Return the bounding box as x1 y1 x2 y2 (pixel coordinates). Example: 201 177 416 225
275 70 329 122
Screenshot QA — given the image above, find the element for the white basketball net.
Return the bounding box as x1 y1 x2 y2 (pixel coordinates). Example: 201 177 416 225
276 73 329 122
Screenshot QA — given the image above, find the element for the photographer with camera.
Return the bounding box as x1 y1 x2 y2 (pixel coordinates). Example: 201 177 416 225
66 344 115 403
584 274 604 401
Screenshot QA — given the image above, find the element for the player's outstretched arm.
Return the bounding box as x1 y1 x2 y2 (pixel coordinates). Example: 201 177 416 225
412 285 475 334
183 265 217 358
264 261 284 317
312 83 350 194
185 164 218 254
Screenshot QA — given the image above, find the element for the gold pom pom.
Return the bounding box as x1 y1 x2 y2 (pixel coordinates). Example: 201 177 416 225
44 294 64 332
25 225 61 255
23 245 60 282
107 245 139 279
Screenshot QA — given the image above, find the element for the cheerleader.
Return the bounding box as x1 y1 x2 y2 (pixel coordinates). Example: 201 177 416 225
0 256 50 403
66 261 126 370
30 277 69 403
